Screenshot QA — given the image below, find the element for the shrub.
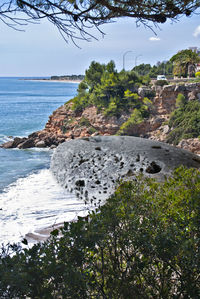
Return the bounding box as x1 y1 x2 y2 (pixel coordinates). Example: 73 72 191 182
117 108 144 135
71 95 90 113
0 167 200 298
104 97 119 117
167 100 200 144
195 71 200 78
88 127 97 134
175 93 186 108
79 117 91 127
155 79 168 86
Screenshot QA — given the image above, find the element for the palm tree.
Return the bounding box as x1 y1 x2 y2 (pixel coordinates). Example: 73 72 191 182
170 49 200 78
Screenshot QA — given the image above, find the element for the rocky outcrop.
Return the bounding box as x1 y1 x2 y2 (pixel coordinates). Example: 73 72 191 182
152 82 200 115
1 82 200 154
51 136 200 203
1 104 130 149
178 138 200 155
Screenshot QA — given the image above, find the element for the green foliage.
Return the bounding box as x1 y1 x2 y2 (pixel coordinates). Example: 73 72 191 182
175 93 186 108
133 61 173 78
167 100 200 144
70 61 150 117
71 94 90 113
143 96 153 107
85 61 107 91
79 117 91 127
140 74 151 85
195 71 200 78
103 97 118 117
170 49 200 78
154 79 168 86
117 108 145 135
87 127 97 134
0 167 200 298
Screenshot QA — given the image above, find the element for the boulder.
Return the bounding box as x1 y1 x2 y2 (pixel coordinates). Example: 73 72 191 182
35 140 46 148
0 137 27 148
18 138 35 149
0 140 14 149
51 136 200 204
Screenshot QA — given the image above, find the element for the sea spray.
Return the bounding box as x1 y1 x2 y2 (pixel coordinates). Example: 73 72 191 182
0 169 90 244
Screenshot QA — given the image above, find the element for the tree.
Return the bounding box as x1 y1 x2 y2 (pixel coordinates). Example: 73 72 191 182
133 61 173 78
1 1 200 43
71 61 151 116
170 49 200 78
0 167 200 298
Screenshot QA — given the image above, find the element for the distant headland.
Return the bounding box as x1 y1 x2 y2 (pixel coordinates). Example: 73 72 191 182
22 74 84 83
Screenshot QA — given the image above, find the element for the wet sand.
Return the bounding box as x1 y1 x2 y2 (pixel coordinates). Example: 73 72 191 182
25 222 64 243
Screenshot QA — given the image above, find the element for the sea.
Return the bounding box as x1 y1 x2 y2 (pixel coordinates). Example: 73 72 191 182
0 77 89 245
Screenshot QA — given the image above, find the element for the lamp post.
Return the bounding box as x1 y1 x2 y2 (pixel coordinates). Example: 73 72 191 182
135 54 142 67
123 50 133 70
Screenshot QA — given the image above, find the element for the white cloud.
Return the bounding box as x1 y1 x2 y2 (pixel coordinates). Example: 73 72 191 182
149 36 161 41
193 25 200 37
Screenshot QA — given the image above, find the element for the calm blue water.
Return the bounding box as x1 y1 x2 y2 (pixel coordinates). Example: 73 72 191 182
0 77 77 190
0 78 89 244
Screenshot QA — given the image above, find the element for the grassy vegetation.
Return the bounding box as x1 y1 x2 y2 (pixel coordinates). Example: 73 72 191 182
0 167 200 298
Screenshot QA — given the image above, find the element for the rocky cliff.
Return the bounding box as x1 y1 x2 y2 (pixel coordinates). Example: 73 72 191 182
1 81 200 154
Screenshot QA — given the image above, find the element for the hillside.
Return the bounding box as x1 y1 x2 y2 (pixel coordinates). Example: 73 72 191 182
1 61 200 154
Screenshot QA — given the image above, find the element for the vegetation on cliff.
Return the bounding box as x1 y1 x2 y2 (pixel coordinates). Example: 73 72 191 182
70 60 152 119
170 49 200 78
167 95 200 144
0 167 199 298
133 49 200 79
133 60 173 78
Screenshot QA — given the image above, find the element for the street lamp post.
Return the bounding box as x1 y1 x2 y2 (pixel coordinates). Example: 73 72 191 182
135 54 142 67
123 50 133 70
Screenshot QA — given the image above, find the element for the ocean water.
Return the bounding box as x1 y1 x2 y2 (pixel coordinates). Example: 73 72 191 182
0 78 88 244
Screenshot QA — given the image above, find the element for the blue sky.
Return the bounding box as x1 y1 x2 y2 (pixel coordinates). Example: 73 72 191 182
1 11 200 76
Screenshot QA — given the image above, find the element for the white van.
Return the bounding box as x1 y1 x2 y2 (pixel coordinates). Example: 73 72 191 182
157 75 166 80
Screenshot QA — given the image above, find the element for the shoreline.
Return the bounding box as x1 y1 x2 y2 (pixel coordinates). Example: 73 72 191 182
21 78 82 84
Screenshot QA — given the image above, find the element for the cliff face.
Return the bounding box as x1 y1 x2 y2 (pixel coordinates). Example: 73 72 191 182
147 82 200 154
44 103 129 139
1 103 131 149
1 82 200 154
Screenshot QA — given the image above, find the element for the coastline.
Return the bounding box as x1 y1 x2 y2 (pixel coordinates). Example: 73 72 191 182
21 78 82 84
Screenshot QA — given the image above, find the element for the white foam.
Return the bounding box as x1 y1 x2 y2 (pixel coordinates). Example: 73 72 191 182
0 135 12 144
0 169 90 244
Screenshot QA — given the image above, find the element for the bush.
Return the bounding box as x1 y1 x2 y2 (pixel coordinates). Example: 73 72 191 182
117 108 144 135
104 97 119 117
195 71 200 78
71 95 90 113
79 117 91 127
0 167 200 298
155 79 168 86
167 100 200 144
87 127 97 134
175 93 186 108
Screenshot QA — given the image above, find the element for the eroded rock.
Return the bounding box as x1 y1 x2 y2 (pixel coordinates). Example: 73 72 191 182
51 136 200 205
